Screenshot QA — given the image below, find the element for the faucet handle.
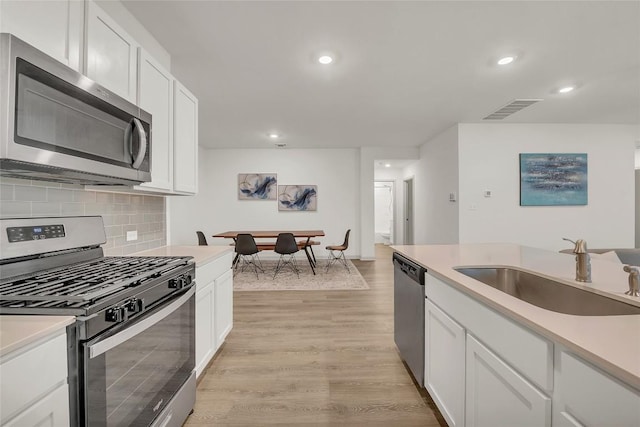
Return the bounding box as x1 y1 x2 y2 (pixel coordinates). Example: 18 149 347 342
623 265 640 297
562 237 588 254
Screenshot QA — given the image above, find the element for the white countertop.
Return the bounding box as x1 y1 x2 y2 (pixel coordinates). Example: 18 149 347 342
133 245 233 266
391 243 640 389
0 315 74 358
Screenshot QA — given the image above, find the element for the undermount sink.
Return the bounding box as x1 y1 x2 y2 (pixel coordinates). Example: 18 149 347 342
454 267 640 316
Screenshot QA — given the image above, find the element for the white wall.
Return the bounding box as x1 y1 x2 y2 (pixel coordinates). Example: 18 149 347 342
458 123 638 251
405 125 460 244
170 147 360 257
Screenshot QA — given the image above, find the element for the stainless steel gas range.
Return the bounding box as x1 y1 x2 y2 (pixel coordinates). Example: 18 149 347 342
0 216 196 427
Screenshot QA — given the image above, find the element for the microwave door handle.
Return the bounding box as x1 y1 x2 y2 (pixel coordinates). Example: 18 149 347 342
130 118 147 169
88 286 195 359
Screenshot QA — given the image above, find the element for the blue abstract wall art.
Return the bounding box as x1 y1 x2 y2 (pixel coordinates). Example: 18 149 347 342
520 153 588 206
238 174 277 200
278 185 317 211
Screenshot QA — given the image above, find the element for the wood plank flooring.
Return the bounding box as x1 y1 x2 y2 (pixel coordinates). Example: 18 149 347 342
186 244 447 426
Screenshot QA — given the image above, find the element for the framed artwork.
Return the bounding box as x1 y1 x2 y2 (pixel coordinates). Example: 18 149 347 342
238 174 277 200
520 153 588 206
278 185 317 211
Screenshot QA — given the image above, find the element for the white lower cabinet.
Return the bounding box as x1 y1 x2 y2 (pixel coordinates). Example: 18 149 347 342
425 299 465 427
553 350 640 427
4 383 69 427
194 252 233 378
214 269 233 345
466 334 551 427
423 271 639 427
195 279 215 378
0 330 69 426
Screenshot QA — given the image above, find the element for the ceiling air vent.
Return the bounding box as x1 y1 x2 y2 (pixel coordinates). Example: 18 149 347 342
483 99 543 120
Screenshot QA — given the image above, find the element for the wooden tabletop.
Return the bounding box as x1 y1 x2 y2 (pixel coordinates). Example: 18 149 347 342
212 230 325 239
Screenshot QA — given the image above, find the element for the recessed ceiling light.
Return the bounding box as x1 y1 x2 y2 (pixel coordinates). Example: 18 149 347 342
558 86 575 94
497 56 515 65
384 163 391 168
268 133 280 139
318 55 333 65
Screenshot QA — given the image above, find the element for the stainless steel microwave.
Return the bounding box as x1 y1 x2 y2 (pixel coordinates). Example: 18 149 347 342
0 33 152 186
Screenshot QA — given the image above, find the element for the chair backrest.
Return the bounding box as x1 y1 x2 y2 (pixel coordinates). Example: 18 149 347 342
236 233 259 255
274 233 299 255
196 231 208 246
341 229 351 249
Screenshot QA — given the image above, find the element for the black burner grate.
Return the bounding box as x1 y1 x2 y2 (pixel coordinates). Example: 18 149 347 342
0 256 190 304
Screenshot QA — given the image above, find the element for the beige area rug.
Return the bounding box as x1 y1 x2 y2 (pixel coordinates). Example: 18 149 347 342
233 259 369 291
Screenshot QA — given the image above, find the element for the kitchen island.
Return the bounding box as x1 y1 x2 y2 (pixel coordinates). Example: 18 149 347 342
392 243 640 427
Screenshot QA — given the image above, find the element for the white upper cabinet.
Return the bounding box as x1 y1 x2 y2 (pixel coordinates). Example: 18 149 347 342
137 49 174 192
173 81 199 194
0 0 83 70
85 0 138 103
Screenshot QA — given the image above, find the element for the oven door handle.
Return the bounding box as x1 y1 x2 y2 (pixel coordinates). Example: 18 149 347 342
89 286 195 359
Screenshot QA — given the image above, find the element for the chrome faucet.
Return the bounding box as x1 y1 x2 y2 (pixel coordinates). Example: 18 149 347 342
562 238 591 283
623 265 640 297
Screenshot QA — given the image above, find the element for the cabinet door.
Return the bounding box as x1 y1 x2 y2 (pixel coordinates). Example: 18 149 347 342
85 0 138 103
466 334 551 427
214 269 233 348
0 0 83 70
4 383 69 427
195 281 215 378
425 299 465 427
173 81 198 194
137 49 173 192
553 350 640 427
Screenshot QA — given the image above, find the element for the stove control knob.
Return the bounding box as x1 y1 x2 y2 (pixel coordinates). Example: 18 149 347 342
126 298 144 314
169 276 184 289
185 274 193 285
105 306 128 323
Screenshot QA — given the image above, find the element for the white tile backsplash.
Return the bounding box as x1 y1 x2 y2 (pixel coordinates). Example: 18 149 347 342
0 177 166 255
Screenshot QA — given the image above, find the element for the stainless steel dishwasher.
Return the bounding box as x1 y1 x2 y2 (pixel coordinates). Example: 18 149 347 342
393 252 426 387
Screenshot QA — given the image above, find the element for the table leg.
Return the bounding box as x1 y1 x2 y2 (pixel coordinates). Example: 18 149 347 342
303 245 316 275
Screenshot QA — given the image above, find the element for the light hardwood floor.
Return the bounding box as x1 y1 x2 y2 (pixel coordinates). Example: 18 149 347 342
186 244 447 426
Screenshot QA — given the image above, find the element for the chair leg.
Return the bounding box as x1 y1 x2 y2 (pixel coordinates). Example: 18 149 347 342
273 254 300 279
326 250 349 273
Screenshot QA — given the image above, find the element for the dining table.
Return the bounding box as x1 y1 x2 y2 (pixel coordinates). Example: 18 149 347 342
212 230 325 275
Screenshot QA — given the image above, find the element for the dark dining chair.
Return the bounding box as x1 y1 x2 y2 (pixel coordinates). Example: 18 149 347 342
234 233 264 278
325 229 351 273
196 231 208 246
273 233 300 279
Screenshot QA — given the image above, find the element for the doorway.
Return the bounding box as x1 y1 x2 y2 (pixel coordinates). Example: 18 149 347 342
404 178 414 245
374 181 394 245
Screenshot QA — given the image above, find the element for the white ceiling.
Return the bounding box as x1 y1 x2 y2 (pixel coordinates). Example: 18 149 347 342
122 1 640 149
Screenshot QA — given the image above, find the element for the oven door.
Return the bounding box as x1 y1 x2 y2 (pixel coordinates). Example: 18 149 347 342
82 287 195 427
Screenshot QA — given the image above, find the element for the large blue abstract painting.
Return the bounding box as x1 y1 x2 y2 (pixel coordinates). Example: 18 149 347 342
520 153 588 206
278 185 317 211
238 174 277 200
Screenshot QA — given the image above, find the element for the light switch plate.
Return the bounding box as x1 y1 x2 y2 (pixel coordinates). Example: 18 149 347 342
126 230 138 241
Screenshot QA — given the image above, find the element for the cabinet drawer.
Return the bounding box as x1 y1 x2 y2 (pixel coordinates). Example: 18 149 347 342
196 252 233 287
554 350 640 427
426 273 553 392
0 331 67 424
